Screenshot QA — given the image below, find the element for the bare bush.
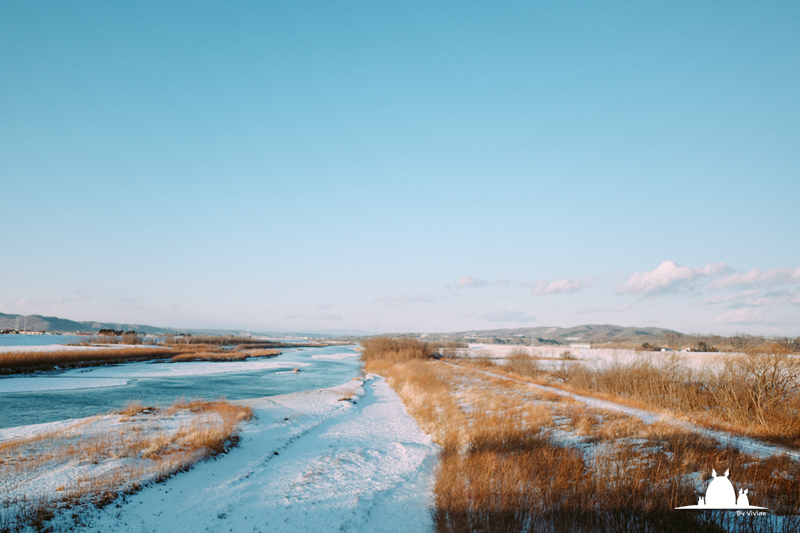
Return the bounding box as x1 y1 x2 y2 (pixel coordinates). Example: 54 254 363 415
360 337 437 363
705 344 800 434
506 348 540 378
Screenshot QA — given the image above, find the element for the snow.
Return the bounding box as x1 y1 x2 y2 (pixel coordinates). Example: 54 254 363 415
58 359 312 378
453 362 800 462
310 352 361 360
0 376 129 393
1 409 203 504
466 343 751 371
0 359 311 393
12 375 439 532
0 359 315 392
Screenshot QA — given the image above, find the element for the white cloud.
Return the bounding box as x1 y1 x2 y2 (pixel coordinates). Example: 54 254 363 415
532 277 593 295
374 293 449 307
480 310 537 323
712 308 767 325
695 262 729 276
707 267 800 289
703 290 759 305
617 261 729 295
458 274 594 295
285 312 342 321
458 276 489 288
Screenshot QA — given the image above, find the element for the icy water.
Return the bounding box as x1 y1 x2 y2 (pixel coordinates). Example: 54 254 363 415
0 334 96 347
0 345 363 429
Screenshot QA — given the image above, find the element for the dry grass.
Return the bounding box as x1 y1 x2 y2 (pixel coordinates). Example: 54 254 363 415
170 351 247 362
0 399 252 532
361 336 438 362
365 339 800 533
0 343 284 375
169 345 282 362
242 349 282 358
534 344 800 448
506 348 541 378
0 347 175 375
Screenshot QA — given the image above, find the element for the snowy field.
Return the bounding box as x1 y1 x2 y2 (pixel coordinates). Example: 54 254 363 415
2 375 439 533
466 343 741 370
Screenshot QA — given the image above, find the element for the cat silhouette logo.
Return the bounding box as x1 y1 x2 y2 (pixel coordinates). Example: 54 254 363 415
675 468 768 510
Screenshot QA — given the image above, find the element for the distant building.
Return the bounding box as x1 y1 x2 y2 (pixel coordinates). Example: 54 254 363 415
20 330 45 335
570 343 591 350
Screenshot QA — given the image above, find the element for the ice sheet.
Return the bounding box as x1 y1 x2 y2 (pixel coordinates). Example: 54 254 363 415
0 377 129 393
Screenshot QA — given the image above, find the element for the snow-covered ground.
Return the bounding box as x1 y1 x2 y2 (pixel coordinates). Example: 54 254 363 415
452 362 800 462
310 351 361 361
0 359 313 393
6 375 439 533
0 376 130 392
467 343 740 370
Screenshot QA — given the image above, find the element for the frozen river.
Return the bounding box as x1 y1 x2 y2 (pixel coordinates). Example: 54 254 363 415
0 344 363 429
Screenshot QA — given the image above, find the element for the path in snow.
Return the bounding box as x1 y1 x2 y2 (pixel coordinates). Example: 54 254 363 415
448 362 800 462
84 375 439 533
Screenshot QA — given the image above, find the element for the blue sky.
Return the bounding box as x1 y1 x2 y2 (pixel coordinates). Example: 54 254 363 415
1 1 798 335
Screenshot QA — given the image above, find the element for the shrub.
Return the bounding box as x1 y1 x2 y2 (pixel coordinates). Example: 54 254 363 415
360 337 437 363
506 348 540 378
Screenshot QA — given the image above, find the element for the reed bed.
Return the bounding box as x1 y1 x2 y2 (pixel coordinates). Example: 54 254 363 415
0 347 175 375
364 339 800 533
0 343 283 374
170 352 248 362
469 344 800 449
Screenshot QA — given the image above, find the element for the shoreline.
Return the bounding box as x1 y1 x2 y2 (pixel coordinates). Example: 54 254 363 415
1 375 439 533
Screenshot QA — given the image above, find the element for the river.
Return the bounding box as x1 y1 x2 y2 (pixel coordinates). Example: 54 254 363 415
0 344 363 430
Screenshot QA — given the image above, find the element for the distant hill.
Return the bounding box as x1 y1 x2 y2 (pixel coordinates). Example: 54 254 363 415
413 324 682 344
0 313 372 338
0 313 184 335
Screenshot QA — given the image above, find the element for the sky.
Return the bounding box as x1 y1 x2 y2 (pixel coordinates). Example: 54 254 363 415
1 1 798 336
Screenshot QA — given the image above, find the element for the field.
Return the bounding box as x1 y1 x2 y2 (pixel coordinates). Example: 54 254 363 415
362 338 800 533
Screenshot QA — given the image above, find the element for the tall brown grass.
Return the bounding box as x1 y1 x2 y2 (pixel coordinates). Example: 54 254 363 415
0 347 176 375
365 339 799 533
170 346 282 362
170 351 247 362
0 343 284 374
361 336 438 362
539 344 800 448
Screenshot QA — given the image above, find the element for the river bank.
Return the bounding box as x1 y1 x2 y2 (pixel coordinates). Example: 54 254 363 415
1 375 439 533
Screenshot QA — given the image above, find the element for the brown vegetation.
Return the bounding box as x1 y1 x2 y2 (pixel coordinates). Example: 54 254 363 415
364 339 800 533
529 344 800 448
243 348 282 358
0 347 175 375
169 346 281 362
170 351 248 362
360 337 438 362
0 343 284 374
